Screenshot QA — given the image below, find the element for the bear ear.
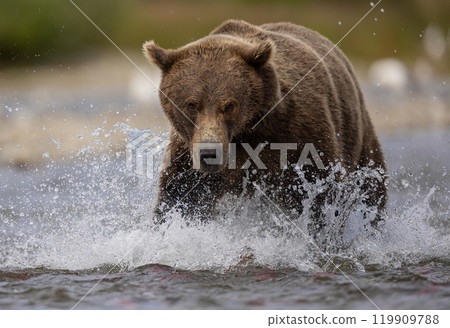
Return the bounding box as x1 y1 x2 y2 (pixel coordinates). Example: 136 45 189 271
143 41 177 72
242 40 274 67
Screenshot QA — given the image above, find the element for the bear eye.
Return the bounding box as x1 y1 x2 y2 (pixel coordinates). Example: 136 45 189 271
223 102 235 114
186 102 197 112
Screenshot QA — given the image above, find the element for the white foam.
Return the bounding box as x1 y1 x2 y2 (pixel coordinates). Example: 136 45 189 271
1 152 448 273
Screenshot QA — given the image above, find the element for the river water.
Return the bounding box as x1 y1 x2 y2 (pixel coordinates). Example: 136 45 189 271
0 130 448 309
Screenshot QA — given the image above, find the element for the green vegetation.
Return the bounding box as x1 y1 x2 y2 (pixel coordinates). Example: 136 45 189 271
0 0 448 66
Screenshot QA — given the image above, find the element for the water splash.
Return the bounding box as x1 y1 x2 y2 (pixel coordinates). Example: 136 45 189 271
0 131 448 273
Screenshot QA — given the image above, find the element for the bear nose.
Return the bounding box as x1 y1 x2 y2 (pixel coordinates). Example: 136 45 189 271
199 148 218 164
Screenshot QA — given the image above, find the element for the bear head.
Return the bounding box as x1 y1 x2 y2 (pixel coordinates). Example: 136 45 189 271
143 35 280 173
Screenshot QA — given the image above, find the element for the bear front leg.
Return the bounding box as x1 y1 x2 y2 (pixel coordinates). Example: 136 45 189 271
307 191 328 242
154 165 222 224
262 171 328 242
361 173 387 229
154 166 204 223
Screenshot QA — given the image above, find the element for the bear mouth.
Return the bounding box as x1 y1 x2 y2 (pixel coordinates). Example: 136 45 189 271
198 154 226 173
199 164 224 174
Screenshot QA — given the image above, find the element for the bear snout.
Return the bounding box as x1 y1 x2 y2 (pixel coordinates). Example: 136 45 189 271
192 115 230 173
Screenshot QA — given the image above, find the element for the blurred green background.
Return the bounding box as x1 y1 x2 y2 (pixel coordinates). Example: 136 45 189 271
0 0 449 166
0 0 449 68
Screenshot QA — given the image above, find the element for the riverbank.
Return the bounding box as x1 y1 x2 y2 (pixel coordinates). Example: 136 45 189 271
1 55 448 166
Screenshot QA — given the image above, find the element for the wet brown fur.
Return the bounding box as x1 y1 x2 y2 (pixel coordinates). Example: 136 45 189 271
143 20 387 230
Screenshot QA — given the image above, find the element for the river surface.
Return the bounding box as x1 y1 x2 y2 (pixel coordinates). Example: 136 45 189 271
0 130 449 309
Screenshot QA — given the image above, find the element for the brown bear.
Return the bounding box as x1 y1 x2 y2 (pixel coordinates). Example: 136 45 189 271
143 20 387 236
